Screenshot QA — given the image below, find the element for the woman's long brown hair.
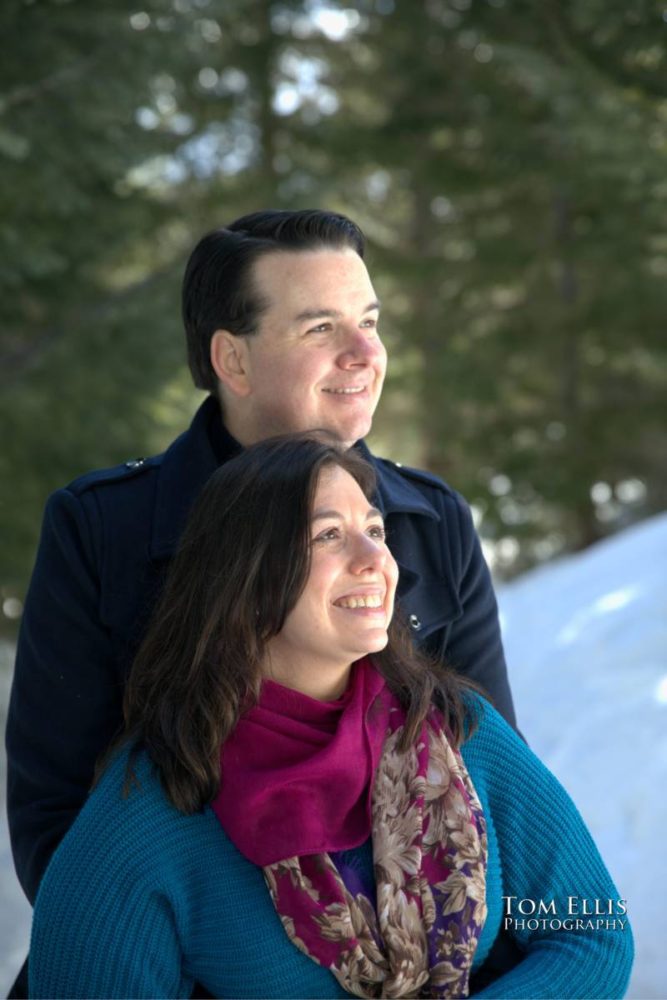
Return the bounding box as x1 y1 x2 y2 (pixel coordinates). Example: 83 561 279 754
107 434 480 812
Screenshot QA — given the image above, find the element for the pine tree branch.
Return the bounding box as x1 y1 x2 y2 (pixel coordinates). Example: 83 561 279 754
543 2 667 100
0 263 180 386
0 54 100 115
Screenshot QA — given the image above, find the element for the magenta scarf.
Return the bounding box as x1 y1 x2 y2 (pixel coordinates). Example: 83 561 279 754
212 659 488 998
213 658 387 863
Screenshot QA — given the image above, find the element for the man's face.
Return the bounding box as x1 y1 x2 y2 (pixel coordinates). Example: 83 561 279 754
233 248 387 448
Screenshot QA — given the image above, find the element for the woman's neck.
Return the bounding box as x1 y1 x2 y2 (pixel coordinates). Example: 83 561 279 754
263 654 353 702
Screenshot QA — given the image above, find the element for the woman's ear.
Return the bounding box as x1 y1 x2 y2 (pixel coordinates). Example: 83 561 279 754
210 330 252 397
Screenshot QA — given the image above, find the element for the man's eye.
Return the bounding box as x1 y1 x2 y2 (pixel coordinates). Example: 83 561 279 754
307 323 331 334
368 524 386 539
361 318 378 329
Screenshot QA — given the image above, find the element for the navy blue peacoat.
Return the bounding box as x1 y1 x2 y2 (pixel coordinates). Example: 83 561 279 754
6 395 516 905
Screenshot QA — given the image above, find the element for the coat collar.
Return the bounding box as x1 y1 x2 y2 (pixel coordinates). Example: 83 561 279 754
355 440 441 522
150 396 237 559
355 442 441 601
150 397 440 560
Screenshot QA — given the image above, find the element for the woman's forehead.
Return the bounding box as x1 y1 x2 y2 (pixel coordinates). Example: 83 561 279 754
312 466 377 517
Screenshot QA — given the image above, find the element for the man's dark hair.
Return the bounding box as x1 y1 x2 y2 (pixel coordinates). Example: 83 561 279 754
182 209 366 393
112 435 478 813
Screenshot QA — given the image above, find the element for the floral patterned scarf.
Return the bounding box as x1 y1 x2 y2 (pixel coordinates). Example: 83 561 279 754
214 660 487 998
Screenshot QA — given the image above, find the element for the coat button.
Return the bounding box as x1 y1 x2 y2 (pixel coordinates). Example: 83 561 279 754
408 614 422 630
125 457 145 469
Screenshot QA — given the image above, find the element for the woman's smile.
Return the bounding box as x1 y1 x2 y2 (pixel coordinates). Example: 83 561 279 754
263 464 398 699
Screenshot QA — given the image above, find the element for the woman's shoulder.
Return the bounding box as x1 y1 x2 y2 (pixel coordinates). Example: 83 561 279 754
459 691 583 822
30 747 209 998
460 689 519 750
87 744 182 826
38 746 218 896
459 692 542 793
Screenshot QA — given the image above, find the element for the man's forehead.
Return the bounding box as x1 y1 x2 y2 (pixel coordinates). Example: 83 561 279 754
251 248 375 314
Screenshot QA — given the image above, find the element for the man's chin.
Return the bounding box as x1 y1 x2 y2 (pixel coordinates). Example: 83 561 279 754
335 417 373 448
305 420 372 449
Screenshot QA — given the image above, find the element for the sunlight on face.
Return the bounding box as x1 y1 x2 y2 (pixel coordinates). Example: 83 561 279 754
263 465 398 699
237 250 387 448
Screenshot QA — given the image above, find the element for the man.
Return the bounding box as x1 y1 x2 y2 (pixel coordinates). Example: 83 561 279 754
6 209 517 994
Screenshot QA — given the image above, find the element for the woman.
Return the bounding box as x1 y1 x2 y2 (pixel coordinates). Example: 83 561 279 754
29 436 633 999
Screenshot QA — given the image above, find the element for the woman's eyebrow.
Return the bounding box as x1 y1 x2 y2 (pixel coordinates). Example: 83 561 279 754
312 506 383 521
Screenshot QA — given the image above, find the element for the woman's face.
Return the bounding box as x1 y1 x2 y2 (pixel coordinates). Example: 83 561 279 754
263 464 399 698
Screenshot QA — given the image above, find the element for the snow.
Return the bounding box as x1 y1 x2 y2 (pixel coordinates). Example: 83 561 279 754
497 512 667 999
1 513 666 997
0 643 31 996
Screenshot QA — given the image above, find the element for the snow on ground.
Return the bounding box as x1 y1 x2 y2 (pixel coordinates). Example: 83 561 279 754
0 643 31 997
1 513 665 997
497 512 667 1000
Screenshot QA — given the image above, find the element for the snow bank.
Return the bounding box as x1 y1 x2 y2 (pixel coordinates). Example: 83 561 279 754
497 512 667 999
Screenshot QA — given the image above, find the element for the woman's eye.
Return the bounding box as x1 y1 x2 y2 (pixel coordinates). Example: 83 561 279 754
368 524 386 539
314 527 340 542
361 318 378 329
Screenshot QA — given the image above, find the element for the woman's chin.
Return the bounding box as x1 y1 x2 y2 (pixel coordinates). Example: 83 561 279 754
353 631 390 657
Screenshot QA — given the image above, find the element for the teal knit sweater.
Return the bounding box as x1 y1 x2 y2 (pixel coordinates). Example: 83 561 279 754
29 698 633 999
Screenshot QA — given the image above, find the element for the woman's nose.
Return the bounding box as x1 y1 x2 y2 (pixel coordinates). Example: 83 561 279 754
348 533 386 573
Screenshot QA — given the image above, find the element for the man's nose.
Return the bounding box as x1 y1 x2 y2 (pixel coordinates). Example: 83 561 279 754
337 327 383 366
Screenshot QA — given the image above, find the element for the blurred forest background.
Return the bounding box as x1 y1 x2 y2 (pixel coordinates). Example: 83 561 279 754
1 0 666 636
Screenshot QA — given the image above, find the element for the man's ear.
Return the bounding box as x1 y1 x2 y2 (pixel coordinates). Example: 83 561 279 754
210 330 252 397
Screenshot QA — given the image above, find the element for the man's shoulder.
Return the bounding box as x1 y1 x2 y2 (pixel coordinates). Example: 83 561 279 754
43 400 220 561
374 455 459 497
64 452 165 499
57 399 217 529
370 452 471 522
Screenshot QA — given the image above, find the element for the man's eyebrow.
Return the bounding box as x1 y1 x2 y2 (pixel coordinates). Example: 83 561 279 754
312 506 383 521
294 300 381 323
